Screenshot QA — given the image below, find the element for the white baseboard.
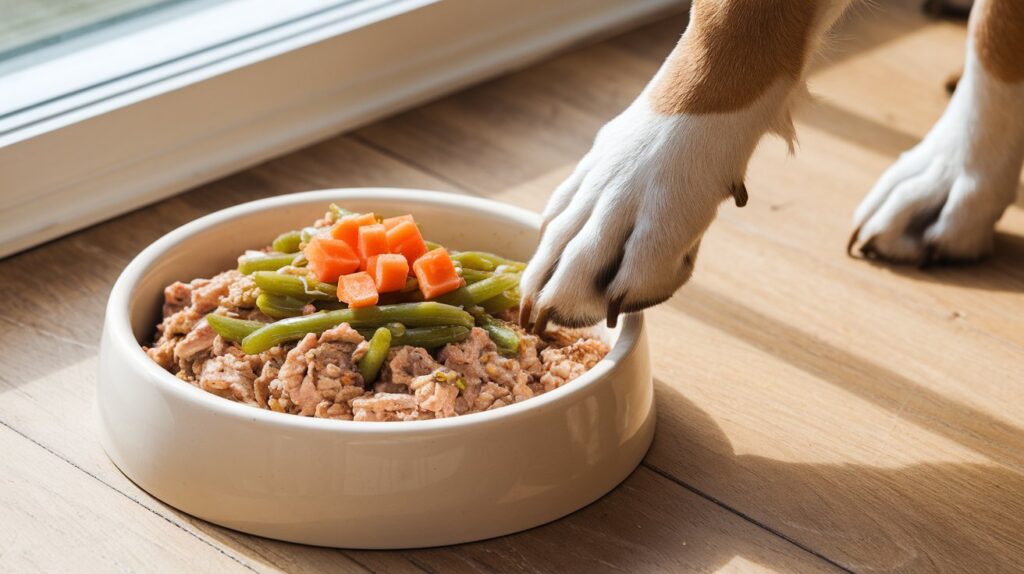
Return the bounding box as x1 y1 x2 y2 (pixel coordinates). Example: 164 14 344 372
0 0 682 257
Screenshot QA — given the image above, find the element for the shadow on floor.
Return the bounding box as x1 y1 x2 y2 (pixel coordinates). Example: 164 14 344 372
639 387 1024 573
859 230 1024 293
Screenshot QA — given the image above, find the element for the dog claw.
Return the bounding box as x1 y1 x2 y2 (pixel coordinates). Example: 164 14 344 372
847 224 864 257
606 297 623 329
730 183 749 208
532 307 551 336
519 294 535 329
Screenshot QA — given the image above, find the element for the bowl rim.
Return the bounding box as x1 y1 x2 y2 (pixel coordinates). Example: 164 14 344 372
105 188 644 435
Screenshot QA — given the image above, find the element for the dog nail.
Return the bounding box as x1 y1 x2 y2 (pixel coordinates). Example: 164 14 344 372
730 183 749 208
606 297 623 329
533 307 551 336
519 295 534 329
847 224 864 257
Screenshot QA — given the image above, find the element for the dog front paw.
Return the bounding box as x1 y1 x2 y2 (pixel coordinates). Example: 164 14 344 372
520 101 749 330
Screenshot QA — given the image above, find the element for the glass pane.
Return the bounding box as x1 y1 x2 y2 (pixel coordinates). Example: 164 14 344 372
0 1 217 68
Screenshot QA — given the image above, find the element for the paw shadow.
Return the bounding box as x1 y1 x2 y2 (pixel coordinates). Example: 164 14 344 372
859 229 1024 294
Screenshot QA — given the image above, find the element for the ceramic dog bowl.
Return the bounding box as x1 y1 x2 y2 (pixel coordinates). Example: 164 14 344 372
97 188 655 548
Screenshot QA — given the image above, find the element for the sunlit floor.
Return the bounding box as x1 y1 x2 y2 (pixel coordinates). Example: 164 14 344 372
2 1 1022 571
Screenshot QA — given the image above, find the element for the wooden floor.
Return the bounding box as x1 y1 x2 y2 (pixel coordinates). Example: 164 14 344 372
2 1 1022 572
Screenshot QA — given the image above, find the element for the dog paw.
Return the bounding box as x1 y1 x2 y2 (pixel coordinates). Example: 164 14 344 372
850 53 1023 265
849 147 1011 265
520 100 752 330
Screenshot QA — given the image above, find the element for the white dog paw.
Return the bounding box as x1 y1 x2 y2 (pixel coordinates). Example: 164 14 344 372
520 97 765 330
850 146 1012 264
849 51 1024 265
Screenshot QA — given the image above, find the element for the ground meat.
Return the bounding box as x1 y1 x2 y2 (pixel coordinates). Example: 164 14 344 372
222 273 259 310
350 393 421 422
266 325 365 416
380 346 442 387
253 346 287 408
162 282 192 317
539 337 610 392
145 338 176 370
409 370 460 418
472 382 513 411
438 327 493 386
197 353 259 404
147 270 257 374
173 319 216 362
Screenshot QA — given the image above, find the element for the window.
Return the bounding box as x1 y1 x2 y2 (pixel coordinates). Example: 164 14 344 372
0 0 677 257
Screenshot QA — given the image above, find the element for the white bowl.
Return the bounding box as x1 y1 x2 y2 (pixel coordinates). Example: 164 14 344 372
97 188 654 549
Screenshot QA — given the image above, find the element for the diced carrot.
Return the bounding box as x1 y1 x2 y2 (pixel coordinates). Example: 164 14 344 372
381 214 415 230
357 223 389 268
413 248 464 299
366 253 410 293
386 220 429 269
329 212 377 247
304 237 359 283
337 272 379 308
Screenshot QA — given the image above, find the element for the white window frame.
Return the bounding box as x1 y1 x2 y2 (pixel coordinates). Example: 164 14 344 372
0 0 679 257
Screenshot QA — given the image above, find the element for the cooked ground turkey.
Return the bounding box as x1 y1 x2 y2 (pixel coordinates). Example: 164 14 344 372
146 271 610 421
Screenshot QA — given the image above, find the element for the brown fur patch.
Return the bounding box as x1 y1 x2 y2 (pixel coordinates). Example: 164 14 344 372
973 0 1024 83
649 0 821 115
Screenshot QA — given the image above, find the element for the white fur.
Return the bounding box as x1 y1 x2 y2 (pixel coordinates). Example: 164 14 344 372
520 78 802 326
851 43 1024 262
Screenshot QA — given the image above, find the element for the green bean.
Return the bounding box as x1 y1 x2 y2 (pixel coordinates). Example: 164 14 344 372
451 251 526 272
480 288 520 314
241 302 474 354
271 231 302 253
238 252 299 274
437 272 519 307
256 293 309 319
206 314 266 342
358 327 392 383
469 307 519 356
391 325 471 349
253 271 336 301
425 240 443 251
355 322 406 340
459 268 492 284
386 322 407 337
467 273 520 303
401 277 419 293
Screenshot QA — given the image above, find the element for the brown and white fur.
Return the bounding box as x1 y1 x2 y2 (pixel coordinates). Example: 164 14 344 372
520 0 1024 330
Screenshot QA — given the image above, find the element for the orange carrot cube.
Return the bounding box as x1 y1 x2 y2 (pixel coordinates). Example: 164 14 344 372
304 237 359 283
357 223 389 268
413 248 464 299
386 220 429 270
337 272 379 308
381 214 415 230
366 253 410 293
329 212 376 247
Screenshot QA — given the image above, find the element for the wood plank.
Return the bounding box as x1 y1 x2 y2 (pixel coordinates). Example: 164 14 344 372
0 421 251 572
351 467 847 574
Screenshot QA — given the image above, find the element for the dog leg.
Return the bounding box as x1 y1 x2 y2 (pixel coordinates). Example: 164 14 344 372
850 0 1024 264
521 0 854 328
